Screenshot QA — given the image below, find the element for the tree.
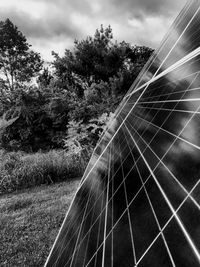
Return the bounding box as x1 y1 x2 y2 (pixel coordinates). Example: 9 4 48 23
52 25 154 99
52 25 125 86
37 67 53 88
0 22 154 152
0 86 71 152
0 19 43 97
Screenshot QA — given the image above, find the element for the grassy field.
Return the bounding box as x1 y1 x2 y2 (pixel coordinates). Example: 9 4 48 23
0 179 80 267
0 149 85 194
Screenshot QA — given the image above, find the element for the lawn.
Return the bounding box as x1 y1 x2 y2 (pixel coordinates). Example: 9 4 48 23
0 179 80 267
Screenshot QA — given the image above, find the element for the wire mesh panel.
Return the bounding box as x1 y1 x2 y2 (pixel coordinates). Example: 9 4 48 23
45 1 200 266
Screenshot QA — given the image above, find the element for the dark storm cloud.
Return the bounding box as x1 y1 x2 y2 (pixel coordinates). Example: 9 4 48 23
107 0 185 18
0 0 185 42
0 8 81 39
31 0 92 12
0 0 186 60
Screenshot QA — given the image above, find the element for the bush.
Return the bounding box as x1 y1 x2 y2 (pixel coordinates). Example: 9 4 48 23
0 149 85 194
64 113 113 158
0 88 71 152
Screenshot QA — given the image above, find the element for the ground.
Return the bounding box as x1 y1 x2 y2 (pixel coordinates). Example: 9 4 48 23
0 179 80 267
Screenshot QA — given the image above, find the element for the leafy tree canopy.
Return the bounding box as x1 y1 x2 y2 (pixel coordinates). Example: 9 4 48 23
52 25 154 97
0 19 43 97
0 22 154 152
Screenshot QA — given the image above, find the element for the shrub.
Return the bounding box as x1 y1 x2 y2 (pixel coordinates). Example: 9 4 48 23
0 88 71 152
64 113 113 159
0 149 84 194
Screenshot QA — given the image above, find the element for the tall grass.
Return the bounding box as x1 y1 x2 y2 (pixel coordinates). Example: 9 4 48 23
0 149 86 194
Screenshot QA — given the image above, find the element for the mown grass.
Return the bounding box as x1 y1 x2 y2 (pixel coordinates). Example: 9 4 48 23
0 149 86 194
0 179 80 267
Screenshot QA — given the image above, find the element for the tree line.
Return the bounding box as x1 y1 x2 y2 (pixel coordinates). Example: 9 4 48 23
0 19 154 152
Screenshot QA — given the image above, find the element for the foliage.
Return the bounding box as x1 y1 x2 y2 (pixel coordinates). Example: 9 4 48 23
0 86 71 151
68 25 124 82
0 111 18 130
0 21 153 152
52 26 154 98
109 45 154 96
69 80 122 125
0 19 43 97
0 149 83 194
37 67 53 88
64 113 113 163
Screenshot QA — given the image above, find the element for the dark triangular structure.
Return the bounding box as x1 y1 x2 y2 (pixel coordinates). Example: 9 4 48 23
45 1 200 266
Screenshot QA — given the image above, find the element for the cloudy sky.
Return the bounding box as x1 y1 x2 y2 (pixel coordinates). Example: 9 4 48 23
0 0 187 62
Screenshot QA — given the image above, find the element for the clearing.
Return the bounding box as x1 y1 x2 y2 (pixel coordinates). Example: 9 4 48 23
0 179 80 267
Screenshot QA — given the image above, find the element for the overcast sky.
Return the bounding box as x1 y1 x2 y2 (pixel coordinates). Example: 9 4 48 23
0 0 187 62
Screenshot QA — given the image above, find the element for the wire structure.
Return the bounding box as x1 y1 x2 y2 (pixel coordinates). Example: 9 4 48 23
44 1 200 266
